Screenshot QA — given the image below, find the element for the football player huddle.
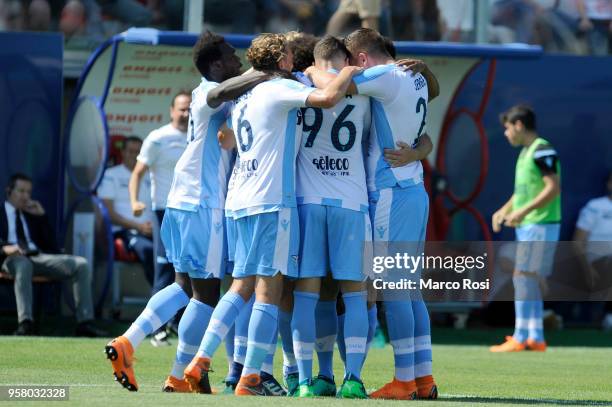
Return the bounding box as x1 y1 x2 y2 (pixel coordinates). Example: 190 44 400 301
105 27 440 400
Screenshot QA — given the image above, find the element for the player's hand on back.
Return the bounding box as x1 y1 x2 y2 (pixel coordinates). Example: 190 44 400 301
303 65 317 80
218 125 236 150
384 141 419 167
131 201 146 217
395 59 426 76
342 65 364 77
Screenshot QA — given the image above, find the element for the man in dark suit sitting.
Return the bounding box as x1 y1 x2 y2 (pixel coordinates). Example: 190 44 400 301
1 173 104 336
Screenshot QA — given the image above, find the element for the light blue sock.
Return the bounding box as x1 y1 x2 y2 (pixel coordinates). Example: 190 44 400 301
337 313 346 364
412 300 432 379
279 310 298 377
529 300 544 342
170 298 213 379
197 291 245 358
262 324 278 375
315 300 337 379
242 302 279 377
512 274 534 343
342 291 367 380
513 300 530 343
523 275 544 342
124 282 189 348
234 295 254 365
225 325 235 365
292 291 319 383
361 303 378 369
384 300 415 381
224 323 235 382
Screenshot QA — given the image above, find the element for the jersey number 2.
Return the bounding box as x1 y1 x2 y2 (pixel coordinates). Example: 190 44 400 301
413 97 427 147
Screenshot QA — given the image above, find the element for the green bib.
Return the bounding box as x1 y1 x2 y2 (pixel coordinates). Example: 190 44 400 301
513 137 561 225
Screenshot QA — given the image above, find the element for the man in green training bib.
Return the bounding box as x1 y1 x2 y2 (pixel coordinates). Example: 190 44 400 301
490 105 561 353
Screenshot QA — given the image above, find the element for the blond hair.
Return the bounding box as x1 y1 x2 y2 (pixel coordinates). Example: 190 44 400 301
246 33 287 71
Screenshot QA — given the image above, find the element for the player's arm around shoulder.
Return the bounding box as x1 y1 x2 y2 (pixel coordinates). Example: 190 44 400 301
207 71 272 108
395 58 439 101
304 66 360 96
305 66 362 108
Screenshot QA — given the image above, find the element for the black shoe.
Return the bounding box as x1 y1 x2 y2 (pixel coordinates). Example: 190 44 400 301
75 321 107 337
13 320 35 336
260 372 287 396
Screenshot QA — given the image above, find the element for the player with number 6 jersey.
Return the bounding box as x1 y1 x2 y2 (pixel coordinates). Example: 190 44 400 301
185 33 362 398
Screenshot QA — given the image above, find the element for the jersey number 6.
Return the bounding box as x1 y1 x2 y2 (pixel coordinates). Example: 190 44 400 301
237 105 253 152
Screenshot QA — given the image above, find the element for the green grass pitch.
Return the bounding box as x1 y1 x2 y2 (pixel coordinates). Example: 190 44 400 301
1 328 611 406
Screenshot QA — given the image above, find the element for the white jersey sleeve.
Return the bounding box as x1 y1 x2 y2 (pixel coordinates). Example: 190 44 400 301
353 64 400 102
268 78 314 109
137 130 160 167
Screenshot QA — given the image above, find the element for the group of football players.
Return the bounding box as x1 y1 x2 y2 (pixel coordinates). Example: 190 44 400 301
105 26 440 400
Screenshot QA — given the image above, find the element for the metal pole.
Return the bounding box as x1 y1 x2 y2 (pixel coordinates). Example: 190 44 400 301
475 0 490 44
184 0 204 33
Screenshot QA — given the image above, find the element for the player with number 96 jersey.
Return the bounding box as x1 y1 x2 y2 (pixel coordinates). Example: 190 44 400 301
297 93 371 213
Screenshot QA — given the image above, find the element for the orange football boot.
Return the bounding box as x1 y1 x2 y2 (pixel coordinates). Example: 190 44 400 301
162 375 192 392
235 374 267 396
416 375 438 399
184 356 212 393
526 338 547 352
105 336 138 391
369 378 417 400
489 336 526 353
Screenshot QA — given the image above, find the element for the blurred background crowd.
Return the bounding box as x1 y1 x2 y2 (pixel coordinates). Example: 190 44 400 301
0 0 610 55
